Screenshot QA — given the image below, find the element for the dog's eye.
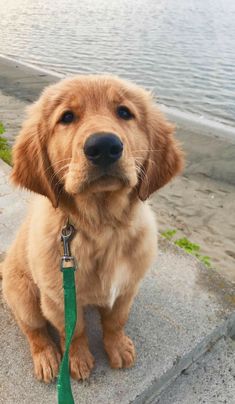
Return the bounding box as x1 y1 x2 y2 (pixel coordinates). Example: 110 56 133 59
117 106 134 120
60 111 75 124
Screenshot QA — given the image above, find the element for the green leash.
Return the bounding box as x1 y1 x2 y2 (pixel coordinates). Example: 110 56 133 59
57 222 77 404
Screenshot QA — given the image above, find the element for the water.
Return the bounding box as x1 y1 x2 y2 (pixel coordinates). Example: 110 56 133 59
0 0 235 128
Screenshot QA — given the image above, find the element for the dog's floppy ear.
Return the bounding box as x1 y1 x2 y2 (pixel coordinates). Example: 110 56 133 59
138 105 184 201
11 103 59 208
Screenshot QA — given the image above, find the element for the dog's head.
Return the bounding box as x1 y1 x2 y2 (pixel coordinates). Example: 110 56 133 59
11 75 183 207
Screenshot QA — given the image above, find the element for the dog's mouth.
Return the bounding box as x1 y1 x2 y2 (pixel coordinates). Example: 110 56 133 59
64 167 132 196
78 171 131 194
64 159 138 196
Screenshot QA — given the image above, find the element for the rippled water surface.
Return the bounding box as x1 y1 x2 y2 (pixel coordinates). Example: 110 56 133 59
0 0 234 127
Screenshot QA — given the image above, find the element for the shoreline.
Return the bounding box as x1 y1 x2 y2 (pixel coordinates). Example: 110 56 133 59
0 54 235 186
2 53 235 138
162 105 235 144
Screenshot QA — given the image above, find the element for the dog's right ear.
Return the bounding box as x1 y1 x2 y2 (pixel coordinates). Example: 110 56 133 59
137 105 184 201
11 103 59 208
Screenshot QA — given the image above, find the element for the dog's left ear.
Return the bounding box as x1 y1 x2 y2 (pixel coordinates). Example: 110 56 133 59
138 105 184 201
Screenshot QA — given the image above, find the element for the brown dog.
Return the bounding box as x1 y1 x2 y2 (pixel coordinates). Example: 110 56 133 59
2 75 183 383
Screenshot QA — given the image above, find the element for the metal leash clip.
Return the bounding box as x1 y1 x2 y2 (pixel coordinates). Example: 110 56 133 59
60 221 77 271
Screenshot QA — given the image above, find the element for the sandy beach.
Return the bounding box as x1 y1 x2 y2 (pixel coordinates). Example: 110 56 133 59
151 174 235 282
0 57 234 283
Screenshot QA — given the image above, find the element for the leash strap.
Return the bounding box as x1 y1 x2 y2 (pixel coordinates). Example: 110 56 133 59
57 223 77 404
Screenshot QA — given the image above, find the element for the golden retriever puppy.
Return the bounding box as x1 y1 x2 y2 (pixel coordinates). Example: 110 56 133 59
2 75 183 383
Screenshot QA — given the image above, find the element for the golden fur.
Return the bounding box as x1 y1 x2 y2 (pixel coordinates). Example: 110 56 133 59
2 75 183 382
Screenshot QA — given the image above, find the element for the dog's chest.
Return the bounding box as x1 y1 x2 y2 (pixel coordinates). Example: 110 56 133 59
107 264 130 308
74 237 131 308
72 231 131 308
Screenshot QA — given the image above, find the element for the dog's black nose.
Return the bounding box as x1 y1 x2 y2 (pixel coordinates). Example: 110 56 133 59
84 133 123 167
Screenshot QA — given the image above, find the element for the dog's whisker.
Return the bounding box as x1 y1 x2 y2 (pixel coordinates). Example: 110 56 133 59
132 148 161 153
49 164 69 180
49 164 70 186
53 173 71 206
135 160 150 194
44 158 72 175
134 156 158 169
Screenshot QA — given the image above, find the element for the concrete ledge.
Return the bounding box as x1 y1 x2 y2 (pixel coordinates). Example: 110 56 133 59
0 160 235 403
157 337 235 404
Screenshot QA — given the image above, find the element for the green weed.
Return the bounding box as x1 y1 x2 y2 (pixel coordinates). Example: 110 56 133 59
0 122 5 135
161 229 212 268
161 229 177 241
0 122 12 165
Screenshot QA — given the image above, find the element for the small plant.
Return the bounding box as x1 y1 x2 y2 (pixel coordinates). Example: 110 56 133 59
0 122 12 165
0 122 5 135
174 237 200 254
199 255 211 267
161 229 177 241
175 237 211 267
161 229 212 268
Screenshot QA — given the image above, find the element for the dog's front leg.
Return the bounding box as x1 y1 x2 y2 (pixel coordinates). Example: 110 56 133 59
41 295 94 380
61 332 95 381
99 292 136 369
2 271 61 384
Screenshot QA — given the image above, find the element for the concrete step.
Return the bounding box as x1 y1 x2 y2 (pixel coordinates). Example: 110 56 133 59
157 336 235 404
0 159 235 404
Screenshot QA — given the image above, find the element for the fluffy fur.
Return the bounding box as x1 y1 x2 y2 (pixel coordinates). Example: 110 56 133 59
2 75 183 383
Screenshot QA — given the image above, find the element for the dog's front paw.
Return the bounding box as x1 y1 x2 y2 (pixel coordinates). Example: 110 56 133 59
32 343 61 383
104 333 136 369
70 349 95 380
66 334 94 381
